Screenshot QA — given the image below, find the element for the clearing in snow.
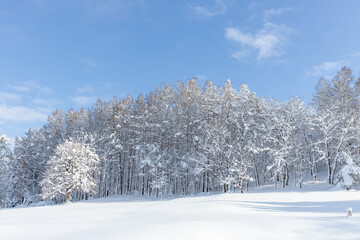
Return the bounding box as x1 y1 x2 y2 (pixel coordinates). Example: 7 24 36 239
0 181 359 240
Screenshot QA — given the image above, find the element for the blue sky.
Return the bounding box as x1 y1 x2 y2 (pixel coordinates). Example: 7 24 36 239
1 0 360 138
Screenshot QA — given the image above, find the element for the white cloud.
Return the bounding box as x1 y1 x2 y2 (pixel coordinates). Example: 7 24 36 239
27 81 53 94
0 104 48 122
32 98 63 111
189 0 227 18
306 61 345 78
76 84 94 93
30 0 144 17
345 52 360 57
0 92 22 103
9 85 30 92
225 22 293 60
9 81 53 94
82 0 144 18
264 7 292 21
71 96 97 107
225 7 294 61
231 50 251 61
33 98 59 105
79 58 96 67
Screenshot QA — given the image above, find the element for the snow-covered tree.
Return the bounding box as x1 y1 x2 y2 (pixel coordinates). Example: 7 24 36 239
0 134 12 207
3 66 360 207
8 129 48 205
335 152 360 189
42 140 99 203
312 67 360 184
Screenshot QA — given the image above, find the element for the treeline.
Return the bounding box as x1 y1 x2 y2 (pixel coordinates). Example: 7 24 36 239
1 67 360 207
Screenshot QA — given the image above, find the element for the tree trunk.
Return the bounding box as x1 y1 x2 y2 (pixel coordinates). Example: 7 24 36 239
282 167 286 188
331 159 338 184
252 153 260 187
66 192 71 204
328 159 332 184
142 175 145 195
240 178 244 193
285 165 289 186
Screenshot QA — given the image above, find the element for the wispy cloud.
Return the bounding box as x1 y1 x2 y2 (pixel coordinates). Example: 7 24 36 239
32 98 63 112
82 0 144 18
189 0 227 18
76 84 94 93
231 50 251 61
29 0 144 20
9 81 53 94
225 7 294 61
0 81 61 127
0 104 48 122
306 52 360 79
225 22 293 60
306 61 345 78
264 7 292 21
9 85 30 92
28 81 53 94
71 96 97 107
33 98 61 105
0 91 59 125
345 52 360 58
79 58 96 67
0 92 22 103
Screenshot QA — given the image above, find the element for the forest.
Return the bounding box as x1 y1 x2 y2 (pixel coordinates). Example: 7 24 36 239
0 66 360 207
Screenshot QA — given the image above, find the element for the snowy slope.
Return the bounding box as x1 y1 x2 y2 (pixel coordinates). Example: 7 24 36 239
0 182 359 240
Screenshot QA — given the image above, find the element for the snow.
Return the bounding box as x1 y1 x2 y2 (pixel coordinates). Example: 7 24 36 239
337 152 360 189
0 181 359 240
341 165 353 187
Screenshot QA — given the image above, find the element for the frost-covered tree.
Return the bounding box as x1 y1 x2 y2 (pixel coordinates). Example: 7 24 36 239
8 129 47 205
263 100 291 188
335 152 360 190
262 98 310 188
0 134 12 207
43 109 66 156
2 66 360 208
312 67 360 184
90 99 113 198
232 84 262 191
42 140 99 203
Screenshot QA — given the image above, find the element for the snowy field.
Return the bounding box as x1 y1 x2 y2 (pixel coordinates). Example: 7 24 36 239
0 181 359 240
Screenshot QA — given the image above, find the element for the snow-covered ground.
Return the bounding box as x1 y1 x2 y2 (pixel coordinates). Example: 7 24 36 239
0 181 359 240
